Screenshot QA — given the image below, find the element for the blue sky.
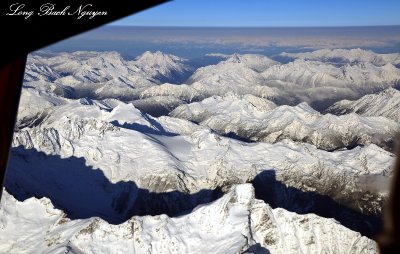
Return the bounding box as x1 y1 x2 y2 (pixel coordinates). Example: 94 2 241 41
111 0 400 27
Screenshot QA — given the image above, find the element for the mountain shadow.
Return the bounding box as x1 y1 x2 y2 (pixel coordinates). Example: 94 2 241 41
251 170 383 239
4 146 222 224
243 243 270 254
4 146 384 239
111 121 178 137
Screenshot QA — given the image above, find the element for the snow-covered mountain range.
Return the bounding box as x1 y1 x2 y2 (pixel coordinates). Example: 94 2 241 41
280 48 400 66
23 49 400 111
1 48 400 253
188 52 400 109
170 93 398 151
326 87 400 123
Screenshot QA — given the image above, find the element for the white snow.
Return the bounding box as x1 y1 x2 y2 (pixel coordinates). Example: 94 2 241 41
327 88 400 123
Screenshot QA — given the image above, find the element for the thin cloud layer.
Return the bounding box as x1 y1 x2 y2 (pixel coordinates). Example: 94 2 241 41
71 26 400 49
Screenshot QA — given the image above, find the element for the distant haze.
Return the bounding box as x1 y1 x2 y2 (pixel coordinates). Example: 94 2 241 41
45 26 400 59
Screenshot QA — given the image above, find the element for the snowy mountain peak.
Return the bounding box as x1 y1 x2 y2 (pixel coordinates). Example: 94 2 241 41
224 53 279 71
293 101 319 113
226 53 242 63
132 51 193 83
86 51 125 65
135 50 186 64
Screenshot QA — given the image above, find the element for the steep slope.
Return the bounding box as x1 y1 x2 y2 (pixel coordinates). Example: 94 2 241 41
130 51 194 83
131 96 186 117
16 88 69 129
171 97 398 151
0 185 378 254
24 56 62 82
326 88 400 123
139 83 202 102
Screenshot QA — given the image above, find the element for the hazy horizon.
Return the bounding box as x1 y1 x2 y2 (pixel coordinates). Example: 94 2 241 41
43 25 400 59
